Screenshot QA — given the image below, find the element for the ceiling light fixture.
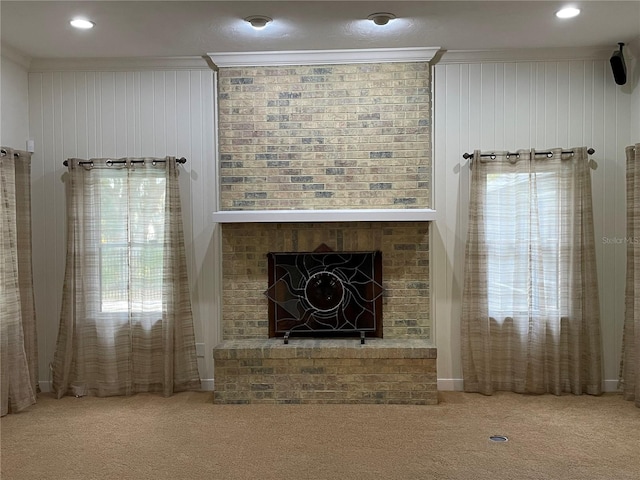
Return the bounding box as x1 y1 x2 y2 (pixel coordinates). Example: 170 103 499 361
555 7 581 19
367 12 396 26
70 18 95 29
244 15 272 30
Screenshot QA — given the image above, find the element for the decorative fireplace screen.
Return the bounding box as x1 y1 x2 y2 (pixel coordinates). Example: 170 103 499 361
265 248 383 339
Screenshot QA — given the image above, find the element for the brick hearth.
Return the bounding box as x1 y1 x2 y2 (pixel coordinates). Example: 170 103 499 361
213 338 437 405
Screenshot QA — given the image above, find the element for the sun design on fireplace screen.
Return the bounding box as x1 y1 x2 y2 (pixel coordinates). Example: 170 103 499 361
265 248 384 338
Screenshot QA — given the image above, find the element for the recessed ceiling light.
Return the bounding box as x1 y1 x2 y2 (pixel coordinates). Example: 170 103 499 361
244 15 272 30
556 7 581 19
70 18 95 29
367 12 396 26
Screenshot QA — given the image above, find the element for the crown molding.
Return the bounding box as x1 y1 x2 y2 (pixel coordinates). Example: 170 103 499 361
20 45 620 72
627 35 640 57
0 43 32 69
435 47 612 64
207 47 441 68
28 56 212 72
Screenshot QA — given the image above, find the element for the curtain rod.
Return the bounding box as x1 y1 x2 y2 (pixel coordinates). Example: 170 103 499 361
462 148 595 160
63 157 187 167
0 148 22 158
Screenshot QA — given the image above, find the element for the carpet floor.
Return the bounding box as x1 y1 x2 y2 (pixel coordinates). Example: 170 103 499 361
1 390 639 480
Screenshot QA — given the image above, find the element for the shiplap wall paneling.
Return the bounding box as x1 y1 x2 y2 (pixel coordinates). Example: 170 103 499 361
433 59 635 390
28 68 218 390
600 62 629 392
28 72 68 388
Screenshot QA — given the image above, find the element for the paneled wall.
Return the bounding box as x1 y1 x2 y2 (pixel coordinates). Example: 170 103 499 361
631 38 640 141
14 47 640 393
433 53 639 390
27 62 219 389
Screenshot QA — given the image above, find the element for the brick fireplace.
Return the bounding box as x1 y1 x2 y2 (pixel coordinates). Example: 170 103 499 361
209 48 438 404
213 221 436 404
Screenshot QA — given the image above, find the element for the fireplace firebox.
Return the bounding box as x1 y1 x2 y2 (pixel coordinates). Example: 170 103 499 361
265 246 383 340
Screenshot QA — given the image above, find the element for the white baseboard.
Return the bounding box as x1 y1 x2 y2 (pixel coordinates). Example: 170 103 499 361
437 378 464 391
38 381 52 393
37 380 216 394
437 379 620 393
38 378 617 395
200 379 215 391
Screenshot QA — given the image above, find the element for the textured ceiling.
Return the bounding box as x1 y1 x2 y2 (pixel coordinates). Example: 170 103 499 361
1 1 639 59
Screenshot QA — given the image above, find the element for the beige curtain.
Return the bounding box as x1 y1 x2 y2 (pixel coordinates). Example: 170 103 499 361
52 157 200 397
461 147 602 395
621 143 640 407
1 147 38 416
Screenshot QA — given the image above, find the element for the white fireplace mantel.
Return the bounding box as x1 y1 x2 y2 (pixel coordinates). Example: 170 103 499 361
211 208 436 223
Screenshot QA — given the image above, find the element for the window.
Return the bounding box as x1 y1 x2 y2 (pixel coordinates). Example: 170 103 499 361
98 174 166 313
485 170 566 320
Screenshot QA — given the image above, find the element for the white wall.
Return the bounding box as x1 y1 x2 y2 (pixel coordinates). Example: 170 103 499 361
1 47 30 148
20 45 640 394
629 38 640 141
27 59 220 390
433 50 639 391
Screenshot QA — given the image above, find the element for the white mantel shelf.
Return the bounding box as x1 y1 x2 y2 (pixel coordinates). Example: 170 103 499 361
212 209 436 223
